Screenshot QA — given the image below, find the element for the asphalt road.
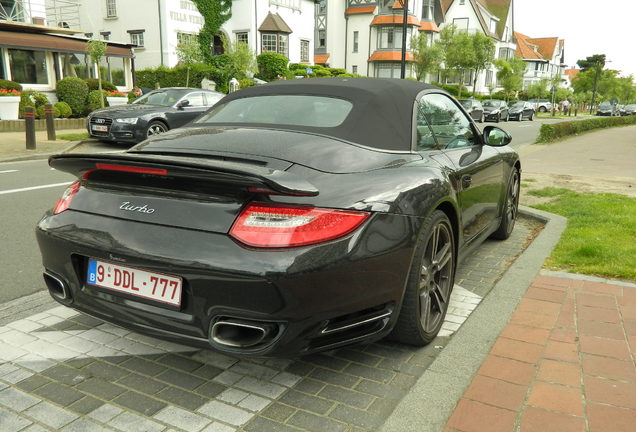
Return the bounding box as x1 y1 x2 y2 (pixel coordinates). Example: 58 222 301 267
0 117 552 305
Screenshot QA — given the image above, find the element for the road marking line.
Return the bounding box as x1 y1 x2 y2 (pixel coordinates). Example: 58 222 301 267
0 170 19 174
0 181 72 195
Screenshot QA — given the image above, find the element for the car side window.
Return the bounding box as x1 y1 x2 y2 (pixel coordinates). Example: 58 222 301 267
204 93 223 107
183 92 205 107
417 94 476 150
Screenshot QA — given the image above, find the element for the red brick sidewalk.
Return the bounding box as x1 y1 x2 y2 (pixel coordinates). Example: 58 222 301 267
444 274 636 432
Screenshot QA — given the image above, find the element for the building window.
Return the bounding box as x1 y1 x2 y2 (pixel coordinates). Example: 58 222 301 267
353 31 359 53
236 32 248 45
84 32 93 38
177 32 197 45
9 49 48 84
261 33 288 57
106 0 117 18
378 26 405 49
352 65 357 74
489 19 497 34
422 0 434 20
129 31 145 47
486 70 493 86
318 30 326 48
453 18 469 30
100 31 111 41
300 40 309 62
375 62 402 79
0 51 6 80
317 0 327 14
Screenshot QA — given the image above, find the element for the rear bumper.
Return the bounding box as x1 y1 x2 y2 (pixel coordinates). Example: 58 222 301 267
36 210 419 356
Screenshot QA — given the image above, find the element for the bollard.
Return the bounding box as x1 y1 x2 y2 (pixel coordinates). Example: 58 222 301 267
24 106 36 150
44 103 56 141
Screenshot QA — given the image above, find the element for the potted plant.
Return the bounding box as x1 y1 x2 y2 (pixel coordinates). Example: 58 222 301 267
0 88 22 120
106 90 128 106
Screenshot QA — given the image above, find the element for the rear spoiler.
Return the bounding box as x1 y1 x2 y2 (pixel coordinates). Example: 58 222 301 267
49 153 319 197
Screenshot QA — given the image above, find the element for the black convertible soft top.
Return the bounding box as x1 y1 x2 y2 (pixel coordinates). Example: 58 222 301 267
210 78 439 152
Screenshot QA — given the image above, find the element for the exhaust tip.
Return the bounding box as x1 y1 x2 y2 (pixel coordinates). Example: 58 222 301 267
211 319 277 348
43 271 70 300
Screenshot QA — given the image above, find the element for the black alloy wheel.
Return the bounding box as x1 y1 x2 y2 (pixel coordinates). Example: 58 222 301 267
146 121 168 138
491 169 520 240
390 210 455 345
530 112 534 121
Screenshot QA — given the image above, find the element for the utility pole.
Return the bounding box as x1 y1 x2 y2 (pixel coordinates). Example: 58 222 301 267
398 0 409 79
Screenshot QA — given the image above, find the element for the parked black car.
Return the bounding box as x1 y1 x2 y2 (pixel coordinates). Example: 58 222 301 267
458 99 484 122
508 101 535 121
87 88 225 143
596 102 620 116
482 99 509 122
37 78 520 356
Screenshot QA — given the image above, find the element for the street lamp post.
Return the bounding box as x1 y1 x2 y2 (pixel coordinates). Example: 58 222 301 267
398 0 409 79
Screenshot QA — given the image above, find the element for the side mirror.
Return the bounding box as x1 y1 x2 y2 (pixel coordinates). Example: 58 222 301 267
483 126 512 147
176 100 190 109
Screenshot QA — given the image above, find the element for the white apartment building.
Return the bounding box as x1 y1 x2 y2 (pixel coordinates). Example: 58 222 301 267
76 0 315 70
439 0 515 94
515 31 566 90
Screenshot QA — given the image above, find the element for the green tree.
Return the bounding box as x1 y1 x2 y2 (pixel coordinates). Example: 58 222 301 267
222 34 257 80
410 33 441 82
494 57 526 101
526 79 549 99
86 39 107 108
438 26 476 96
176 38 204 87
192 0 232 63
468 32 495 95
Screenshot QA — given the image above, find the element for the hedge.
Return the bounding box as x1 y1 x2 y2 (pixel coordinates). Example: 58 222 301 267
19 90 49 119
536 116 636 143
85 78 117 92
56 77 89 117
135 64 228 93
0 79 22 91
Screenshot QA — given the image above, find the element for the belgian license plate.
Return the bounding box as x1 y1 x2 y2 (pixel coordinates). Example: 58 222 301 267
87 259 182 307
92 125 108 132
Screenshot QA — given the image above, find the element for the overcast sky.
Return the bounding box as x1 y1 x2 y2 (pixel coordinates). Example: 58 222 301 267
514 0 635 78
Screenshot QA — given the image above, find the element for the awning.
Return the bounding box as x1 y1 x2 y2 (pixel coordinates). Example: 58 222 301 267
345 6 377 15
0 30 133 57
368 51 414 62
314 54 330 64
258 12 293 34
419 22 440 32
370 15 420 26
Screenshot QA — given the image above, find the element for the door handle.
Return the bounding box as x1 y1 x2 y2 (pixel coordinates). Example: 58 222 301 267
461 175 472 189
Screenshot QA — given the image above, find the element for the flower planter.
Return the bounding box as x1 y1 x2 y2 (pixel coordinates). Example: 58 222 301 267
0 96 20 120
107 97 128 106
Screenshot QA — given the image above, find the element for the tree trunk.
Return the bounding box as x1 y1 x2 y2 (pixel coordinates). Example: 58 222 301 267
97 64 104 109
186 67 190 88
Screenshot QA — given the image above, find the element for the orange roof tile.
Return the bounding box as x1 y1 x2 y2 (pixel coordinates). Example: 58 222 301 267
514 31 542 60
314 54 330 64
368 51 415 62
345 6 376 15
564 68 579 80
526 37 558 60
419 22 440 32
370 15 420 26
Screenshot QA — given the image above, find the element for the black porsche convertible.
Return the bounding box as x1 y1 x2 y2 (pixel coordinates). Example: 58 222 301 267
36 78 521 357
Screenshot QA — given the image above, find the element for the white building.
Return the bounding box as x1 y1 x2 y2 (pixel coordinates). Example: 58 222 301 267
439 0 515 94
75 0 315 70
515 31 566 90
0 0 134 94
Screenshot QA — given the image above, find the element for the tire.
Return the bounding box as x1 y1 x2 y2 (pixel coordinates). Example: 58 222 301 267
496 114 500 123
478 114 484 123
529 113 534 121
504 113 509 122
390 210 456 345
539 106 547 113
146 121 168 138
491 169 520 240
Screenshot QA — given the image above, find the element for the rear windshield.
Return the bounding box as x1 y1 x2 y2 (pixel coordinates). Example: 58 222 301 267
510 102 525 109
194 95 354 127
482 100 502 107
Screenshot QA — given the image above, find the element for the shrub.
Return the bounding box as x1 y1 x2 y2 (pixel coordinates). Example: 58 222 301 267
327 68 347 76
54 101 72 118
238 78 256 89
432 83 473 99
256 52 289 81
85 89 109 114
56 77 89 117
36 104 61 119
0 79 22 91
135 63 228 92
84 78 117 92
536 116 636 143
19 90 50 118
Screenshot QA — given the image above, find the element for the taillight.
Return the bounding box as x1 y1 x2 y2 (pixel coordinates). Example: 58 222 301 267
53 182 80 214
229 203 370 248
95 164 168 176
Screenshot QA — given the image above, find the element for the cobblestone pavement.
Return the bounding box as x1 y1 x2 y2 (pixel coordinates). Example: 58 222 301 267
0 217 541 432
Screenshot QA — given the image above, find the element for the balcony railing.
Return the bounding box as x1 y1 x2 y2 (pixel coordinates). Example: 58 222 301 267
0 0 80 29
